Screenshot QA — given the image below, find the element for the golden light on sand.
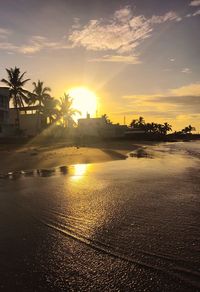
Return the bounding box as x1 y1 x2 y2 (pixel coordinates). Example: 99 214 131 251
68 87 97 118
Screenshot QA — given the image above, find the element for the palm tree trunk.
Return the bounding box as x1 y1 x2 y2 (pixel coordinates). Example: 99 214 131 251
14 95 20 129
16 107 20 129
36 101 41 133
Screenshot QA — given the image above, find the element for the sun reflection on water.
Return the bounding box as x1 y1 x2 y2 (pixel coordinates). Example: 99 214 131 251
71 164 89 180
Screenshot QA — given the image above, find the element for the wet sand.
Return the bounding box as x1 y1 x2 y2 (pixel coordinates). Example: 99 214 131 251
0 140 151 173
0 141 199 291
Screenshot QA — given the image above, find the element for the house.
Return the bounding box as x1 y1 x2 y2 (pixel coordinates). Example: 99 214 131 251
77 114 128 138
0 87 14 137
0 85 46 137
9 106 47 136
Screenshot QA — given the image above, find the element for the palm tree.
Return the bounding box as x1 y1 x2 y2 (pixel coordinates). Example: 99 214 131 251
130 116 145 129
30 80 51 107
57 93 80 128
102 114 112 124
41 96 59 125
181 125 196 134
162 122 172 135
1 67 30 128
29 80 51 131
130 119 137 128
144 122 154 133
138 116 145 127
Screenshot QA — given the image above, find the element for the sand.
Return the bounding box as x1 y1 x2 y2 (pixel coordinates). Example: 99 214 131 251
0 140 149 173
0 141 199 291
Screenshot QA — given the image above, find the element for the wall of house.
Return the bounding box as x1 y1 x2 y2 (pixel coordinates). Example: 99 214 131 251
0 87 9 125
77 117 127 138
0 124 16 137
9 109 44 136
78 117 107 137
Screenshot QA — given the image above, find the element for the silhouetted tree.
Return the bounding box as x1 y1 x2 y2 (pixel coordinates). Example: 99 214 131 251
28 80 51 130
130 117 172 135
162 122 172 135
144 122 153 133
130 119 137 128
130 116 145 129
1 67 30 128
57 93 80 128
41 96 58 125
29 80 51 106
138 116 145 127
181 125 196 134
102 114 112 124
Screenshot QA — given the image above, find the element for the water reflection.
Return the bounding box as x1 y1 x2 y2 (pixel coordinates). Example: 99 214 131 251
21 170 35 177
0 142 200 291
37 168 56 177
71 164 89 180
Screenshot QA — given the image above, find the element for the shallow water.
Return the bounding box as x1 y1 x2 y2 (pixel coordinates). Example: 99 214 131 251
0 141 200 291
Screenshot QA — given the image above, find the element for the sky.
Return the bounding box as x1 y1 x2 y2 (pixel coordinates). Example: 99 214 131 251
0 0 199 131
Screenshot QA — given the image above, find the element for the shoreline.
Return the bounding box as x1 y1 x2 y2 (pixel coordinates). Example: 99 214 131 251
0 140 156 174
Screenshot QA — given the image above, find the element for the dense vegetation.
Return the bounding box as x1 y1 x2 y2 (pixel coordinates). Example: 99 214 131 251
130 116 196 135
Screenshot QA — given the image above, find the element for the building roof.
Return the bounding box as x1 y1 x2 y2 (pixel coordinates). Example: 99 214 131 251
78 117 103 121
10 105 40 111
0 87 10 97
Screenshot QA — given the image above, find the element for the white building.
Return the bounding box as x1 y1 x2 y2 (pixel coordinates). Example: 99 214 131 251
0 86 46 137
77 115 127 138
9 106 46 136
0 87 13 137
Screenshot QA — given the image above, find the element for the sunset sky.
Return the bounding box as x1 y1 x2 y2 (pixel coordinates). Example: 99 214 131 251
0 0 199 131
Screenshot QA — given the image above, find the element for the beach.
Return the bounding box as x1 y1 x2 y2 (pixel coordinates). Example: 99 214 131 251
0 140 149 173
0 141 200 291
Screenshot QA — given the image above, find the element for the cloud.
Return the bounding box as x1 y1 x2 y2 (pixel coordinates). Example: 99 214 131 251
122 94 162 100
69 17 150 53
110 83 200 130
186 9 200 17
119 83 200 121
68 6 181 62
0 42 18 50
190 0 200 6
0 34 71 54
19 36 64 54
114 6 132 22
193 9 200 15
89 54 141 64
170 82 200 96
150 11 182 23
181 67 192 73
113 109 177 118
0 7 182 60
151 95 200 107
72 17 81 29
188 0 200 16
0 28 11 39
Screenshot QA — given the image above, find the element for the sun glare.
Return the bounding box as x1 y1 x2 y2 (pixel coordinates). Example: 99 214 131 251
71 164 89 181
68 87 97 119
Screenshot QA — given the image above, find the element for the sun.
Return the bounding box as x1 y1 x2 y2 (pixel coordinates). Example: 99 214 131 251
68 87 98 119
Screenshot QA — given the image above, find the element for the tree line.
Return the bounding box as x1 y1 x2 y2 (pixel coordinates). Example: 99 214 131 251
130 116 196 135
1 66 196 135
1 66 79 129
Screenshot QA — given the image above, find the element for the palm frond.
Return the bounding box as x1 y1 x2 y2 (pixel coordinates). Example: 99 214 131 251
1 78 12 87
19 71 27 82
21 78 30 86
